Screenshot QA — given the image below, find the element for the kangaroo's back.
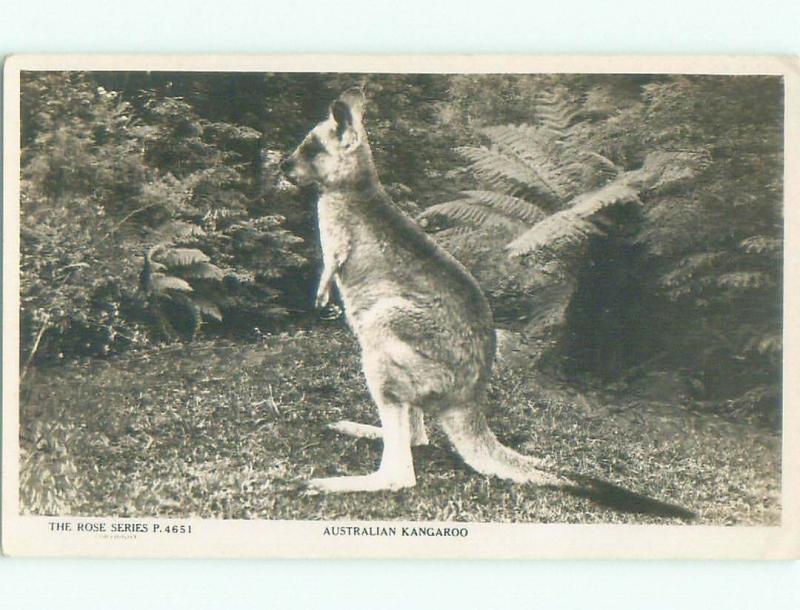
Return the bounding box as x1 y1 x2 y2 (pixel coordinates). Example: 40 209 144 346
318 184 494 361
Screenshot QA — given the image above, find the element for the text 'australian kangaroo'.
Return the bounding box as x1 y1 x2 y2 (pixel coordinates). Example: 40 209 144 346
281 88 693 518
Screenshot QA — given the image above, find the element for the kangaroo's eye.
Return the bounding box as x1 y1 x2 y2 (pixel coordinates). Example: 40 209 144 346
303 137 327 160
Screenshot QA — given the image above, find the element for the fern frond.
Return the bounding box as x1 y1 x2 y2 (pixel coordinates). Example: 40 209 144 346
483 124 619 199
507 181 640 257
568 182 640 218
419 190 544 234
480 125 579 201
182 261 225 280
634 198 704 256
418 200 528 232
193 297 223 321
627 150 709 192
583 151 622 175
754 334 781 355
740 235 782 256
659 252 726 287
159 248 210 267
716 271 770 289
151 220 206 244
456 146 551 197
151 274 193 293
506 212 603 256
461 191 548 225
534 86 581 131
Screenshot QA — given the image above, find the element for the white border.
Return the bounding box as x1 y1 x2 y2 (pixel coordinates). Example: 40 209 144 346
3 54 799 559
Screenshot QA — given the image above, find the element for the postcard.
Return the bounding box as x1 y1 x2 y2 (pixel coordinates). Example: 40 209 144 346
3 54 798 558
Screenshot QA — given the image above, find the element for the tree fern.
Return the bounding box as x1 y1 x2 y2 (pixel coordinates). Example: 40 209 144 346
423 84 711 384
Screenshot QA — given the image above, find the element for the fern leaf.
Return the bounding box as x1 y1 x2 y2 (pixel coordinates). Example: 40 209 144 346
568 181 640 218
461 191 548 225
480 125 578 201
457 145 563 202
417 200 489 229
152 220 206 244
419 191 545 233
740 235 782 256
716 271 770 289
534 86 581 130
419 198 533 234
627 150 708 192
151 274 193 293
159 248 210 267
182 262 225 280
506 212 603 256
193 297 223 321
507 181 640 257
659 252 726 288
583 151 622 174
755 334 781 355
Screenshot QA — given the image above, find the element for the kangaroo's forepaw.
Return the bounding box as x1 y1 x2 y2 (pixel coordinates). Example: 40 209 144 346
328 420 429 446
314 289 330 310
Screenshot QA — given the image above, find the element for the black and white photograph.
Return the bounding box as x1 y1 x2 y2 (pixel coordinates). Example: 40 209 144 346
2 55 797 559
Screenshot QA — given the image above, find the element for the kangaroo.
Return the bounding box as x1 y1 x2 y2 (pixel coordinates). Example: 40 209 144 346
281 88 694 517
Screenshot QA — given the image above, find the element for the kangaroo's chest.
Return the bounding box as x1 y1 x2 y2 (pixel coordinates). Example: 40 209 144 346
317 193 400 307
317 194 386 269
318 197 355 256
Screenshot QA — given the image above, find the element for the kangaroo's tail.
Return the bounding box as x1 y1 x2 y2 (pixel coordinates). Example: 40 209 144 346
438 405 696 520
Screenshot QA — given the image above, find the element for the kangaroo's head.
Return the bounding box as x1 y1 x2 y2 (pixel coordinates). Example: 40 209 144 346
281 88 376 190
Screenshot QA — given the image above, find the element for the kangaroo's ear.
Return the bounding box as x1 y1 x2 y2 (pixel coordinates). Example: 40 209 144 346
331 100 353 140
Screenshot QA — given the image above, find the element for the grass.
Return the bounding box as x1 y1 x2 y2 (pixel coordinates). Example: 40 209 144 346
19 324 781 524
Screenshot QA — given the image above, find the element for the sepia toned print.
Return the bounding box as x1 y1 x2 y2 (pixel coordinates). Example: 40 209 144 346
3 55 798 559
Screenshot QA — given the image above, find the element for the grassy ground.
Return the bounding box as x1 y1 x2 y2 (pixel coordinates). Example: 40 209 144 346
19 324 780 524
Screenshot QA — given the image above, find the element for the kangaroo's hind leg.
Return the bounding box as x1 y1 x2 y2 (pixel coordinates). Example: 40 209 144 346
304 399 416 493
329 406 429 446
304 329 429 494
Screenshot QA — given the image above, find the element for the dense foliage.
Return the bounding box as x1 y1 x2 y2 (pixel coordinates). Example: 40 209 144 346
423 75 782 425
20 72 309 367
19 72 782 425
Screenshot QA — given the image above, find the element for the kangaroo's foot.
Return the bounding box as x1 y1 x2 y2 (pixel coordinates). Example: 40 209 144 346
328 419 430 446
303 470 416 494
307 400 417 494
